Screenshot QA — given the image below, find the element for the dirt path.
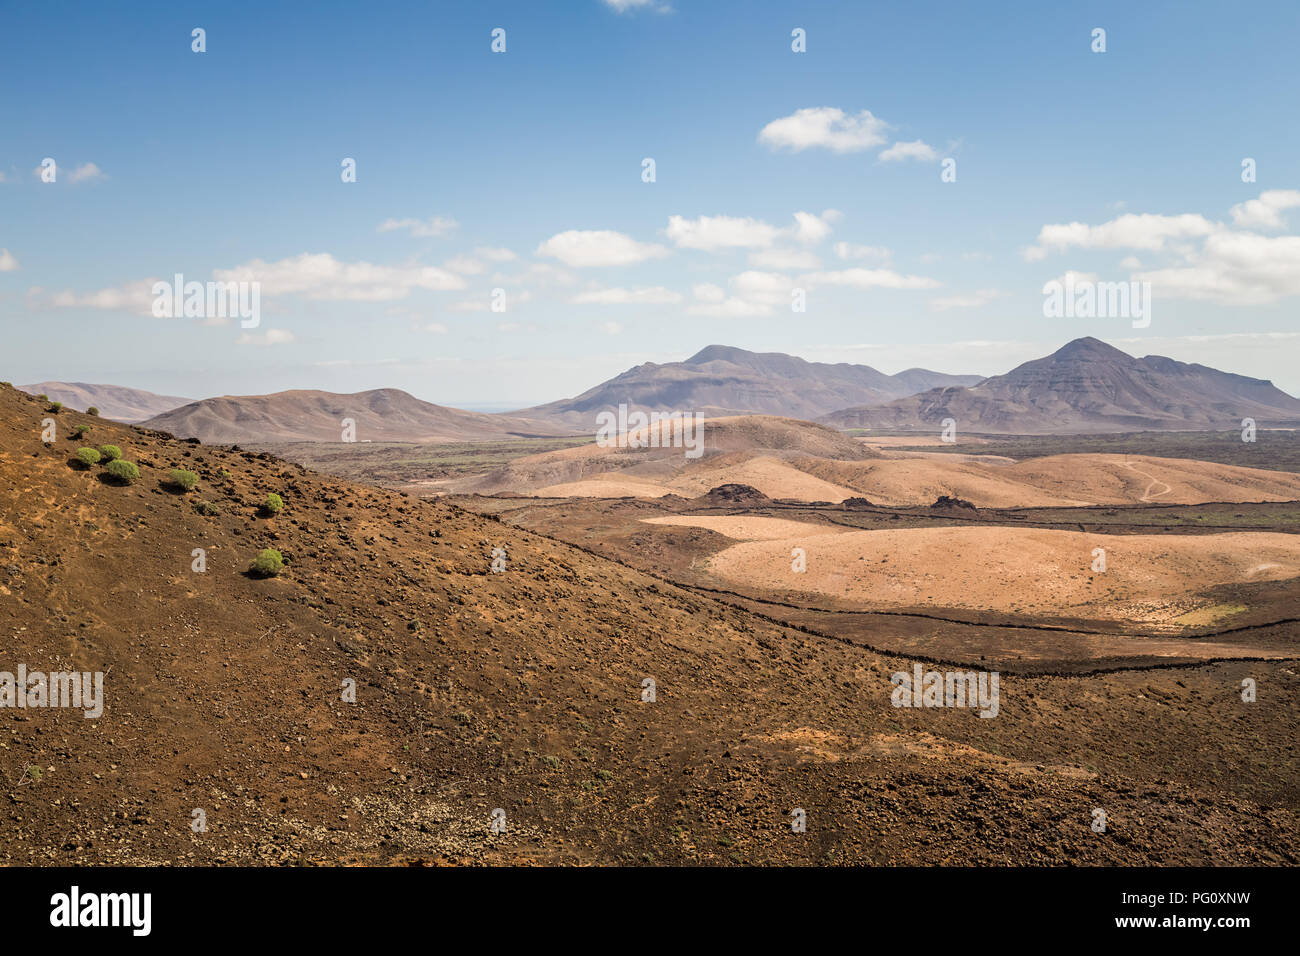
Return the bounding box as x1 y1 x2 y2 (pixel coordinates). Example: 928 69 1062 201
1123 460 1173 502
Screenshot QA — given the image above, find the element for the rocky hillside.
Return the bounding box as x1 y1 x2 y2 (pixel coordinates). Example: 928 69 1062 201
1 382 1295 865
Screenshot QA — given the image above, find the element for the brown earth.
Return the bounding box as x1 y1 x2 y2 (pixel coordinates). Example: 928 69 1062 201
661 520 1300 628
3 384 1298 866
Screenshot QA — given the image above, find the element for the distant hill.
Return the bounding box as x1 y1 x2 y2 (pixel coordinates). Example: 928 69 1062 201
19 381 191 422
515 345 984 428
446 414 880 497
141 388 573 444
820 337 1300 434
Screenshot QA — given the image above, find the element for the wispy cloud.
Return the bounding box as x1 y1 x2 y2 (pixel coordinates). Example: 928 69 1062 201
879 140 938 163
572 285 682 305
376 215 459 238
236 328 295 346
215 252 465 301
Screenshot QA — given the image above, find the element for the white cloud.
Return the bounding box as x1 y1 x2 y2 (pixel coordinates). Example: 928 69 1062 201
799 267 940 290
1229 190 1300 231
536 229 670 267
1135 230 1300 304
68 162 106 183
214 252 465 301
748 247 822 270
46 278 160 314
1026 194 1300 305
834 242 891 260
474 246 517 262
572 285 683 305
878 140 938 163
600 321 623 335
377 215 459 238
791 209 841 244
236 328 295 346
930 288 1009 310
424 322 448 334
667 210 839 251
758 107 889 153
687 270 794 317
0 249 18 272
1024 213 1216 260
666 214 781 250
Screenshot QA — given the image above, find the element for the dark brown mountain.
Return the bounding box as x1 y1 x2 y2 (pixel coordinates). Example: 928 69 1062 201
820 337 1300 434
141 388 572 443
515 345 984 429
19 381 192 422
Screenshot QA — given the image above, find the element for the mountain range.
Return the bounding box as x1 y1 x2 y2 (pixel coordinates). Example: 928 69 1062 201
25 338 1300 444
820 337 1300 433
515 344 984 428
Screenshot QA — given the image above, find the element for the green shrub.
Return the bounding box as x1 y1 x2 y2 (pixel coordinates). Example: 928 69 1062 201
194 500 221 516
86 406 100 416
75 447 102 468
72 424 91 438
48 401 62 413
36 394 47 402
262 492 284 515
99 444 122 461
168 468 199 491
103 459 140 484
249 548 284 577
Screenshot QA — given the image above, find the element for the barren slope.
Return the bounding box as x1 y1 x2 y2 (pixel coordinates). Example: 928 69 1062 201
142 388 569 444
20 382 192 422
3 383 1297 866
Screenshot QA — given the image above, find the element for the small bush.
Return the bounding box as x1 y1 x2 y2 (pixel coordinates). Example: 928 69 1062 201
72 424 91 438
262 492 284 515
36 394 47 402
168 468 199 491
48 401 62 413
103 459 140 484
249 548 284 577
99 444 122 461
194 500 221 516
86 406 100 416
75 447 102 468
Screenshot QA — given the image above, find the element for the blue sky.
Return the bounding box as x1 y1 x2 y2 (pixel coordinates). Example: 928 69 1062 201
3 0 1299 407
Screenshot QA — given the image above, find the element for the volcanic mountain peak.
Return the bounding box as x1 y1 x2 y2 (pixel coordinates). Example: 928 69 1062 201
820 338 1300 434
516 345 984 428
1047 336 1134 362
